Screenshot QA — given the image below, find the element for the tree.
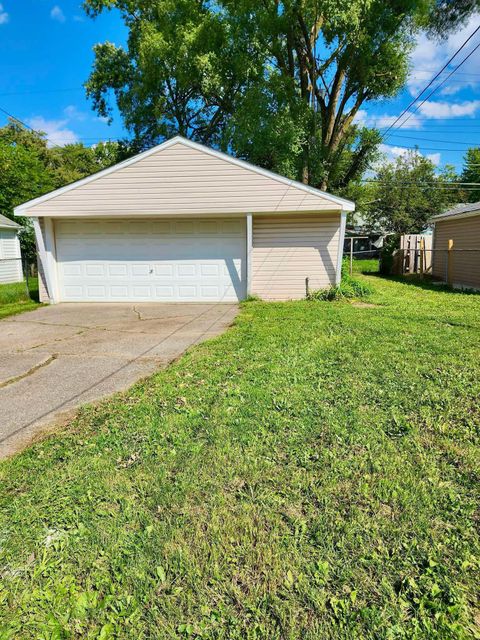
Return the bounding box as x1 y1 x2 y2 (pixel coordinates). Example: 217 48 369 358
0 121 127 261
84 0 437 191
461 147 480 203
363 151 461 234
427 0 480 36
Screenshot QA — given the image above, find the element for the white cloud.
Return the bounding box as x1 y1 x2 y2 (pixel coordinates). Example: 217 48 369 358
409 13 480 97
426 153 441 165
73 15 85 23
27 116 79 147
417 99 480 118
355 109 423 130
50 5 66 23
379 144 441 167
64 104 87 121
0 3 9 24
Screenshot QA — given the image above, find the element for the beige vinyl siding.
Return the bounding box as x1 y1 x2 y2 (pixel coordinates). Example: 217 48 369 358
251 214 340 300
432 214 480 289
0 229 22 284
26 142 341 217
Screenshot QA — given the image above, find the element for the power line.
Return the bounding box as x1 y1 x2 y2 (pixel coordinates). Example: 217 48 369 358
0 87 83 98
381 144 478 151
381 24 480 138
361 180 480 185
392 42 480 134
0 105 64 149
386 134 478 145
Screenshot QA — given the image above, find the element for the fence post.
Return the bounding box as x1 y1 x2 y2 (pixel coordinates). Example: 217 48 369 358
419 237 425 277
447 238 454 286
350 237 353 276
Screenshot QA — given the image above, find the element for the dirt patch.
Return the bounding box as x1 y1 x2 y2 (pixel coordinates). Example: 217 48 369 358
350 301 378 308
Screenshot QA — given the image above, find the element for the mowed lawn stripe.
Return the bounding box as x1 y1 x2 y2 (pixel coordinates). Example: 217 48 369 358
0 270 479 639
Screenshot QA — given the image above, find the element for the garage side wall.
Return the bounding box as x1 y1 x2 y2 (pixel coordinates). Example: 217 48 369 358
432 215 480 289
251 214 341 300
36 218 50 303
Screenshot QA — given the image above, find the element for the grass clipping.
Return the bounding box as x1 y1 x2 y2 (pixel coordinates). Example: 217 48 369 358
308 261 373 301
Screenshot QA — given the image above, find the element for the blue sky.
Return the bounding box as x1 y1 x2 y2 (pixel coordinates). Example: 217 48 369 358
0 0 127 145
0 1 479 171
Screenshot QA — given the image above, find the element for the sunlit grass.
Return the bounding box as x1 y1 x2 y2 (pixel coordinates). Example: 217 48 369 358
0 273 478 638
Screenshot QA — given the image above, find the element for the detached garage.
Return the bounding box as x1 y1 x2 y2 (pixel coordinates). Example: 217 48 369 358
14 137 354 303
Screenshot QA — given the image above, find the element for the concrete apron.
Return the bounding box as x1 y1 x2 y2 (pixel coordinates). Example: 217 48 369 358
0 303 238 459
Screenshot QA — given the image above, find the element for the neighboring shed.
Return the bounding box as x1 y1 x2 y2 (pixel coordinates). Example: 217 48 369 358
14 136 354 303
0 214 23 284
431 203 480 290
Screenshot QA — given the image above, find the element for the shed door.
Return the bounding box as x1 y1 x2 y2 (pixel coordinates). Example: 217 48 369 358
55 218 246 302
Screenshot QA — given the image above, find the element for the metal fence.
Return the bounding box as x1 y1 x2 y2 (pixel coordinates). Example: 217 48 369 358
395 246 480 287
0 256 35 298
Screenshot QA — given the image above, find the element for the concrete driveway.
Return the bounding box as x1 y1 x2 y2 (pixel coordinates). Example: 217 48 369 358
0 303 237 459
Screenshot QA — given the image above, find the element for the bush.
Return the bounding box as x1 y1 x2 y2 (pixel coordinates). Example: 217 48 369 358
380 234 400 275
307 259 373 301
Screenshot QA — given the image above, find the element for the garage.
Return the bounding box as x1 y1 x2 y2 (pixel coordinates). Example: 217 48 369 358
15 136 354 303
55 218 245 302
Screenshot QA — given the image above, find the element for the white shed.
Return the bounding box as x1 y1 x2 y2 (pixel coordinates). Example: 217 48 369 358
0 214 23 284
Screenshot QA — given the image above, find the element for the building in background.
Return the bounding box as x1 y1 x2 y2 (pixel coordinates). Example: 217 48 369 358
0 214 23 284
431 203 480 290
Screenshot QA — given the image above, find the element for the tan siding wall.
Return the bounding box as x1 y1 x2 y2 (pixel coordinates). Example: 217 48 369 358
432 215 480 289
37 218 49 302
27 143 341 217
0 230 22 283
251 214 340 300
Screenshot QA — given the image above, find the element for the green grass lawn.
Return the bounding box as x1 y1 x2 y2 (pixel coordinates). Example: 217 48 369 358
0 269 479 639
0 277 41 319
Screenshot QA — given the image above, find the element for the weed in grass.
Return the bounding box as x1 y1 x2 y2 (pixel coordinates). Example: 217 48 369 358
308 259 373 301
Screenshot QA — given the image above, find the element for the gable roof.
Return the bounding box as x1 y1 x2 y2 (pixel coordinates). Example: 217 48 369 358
0 213 21 230
14 136 354 217
431 202 480 222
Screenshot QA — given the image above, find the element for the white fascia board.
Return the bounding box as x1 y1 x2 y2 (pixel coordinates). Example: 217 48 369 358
336 212 347 286
14 136 355 216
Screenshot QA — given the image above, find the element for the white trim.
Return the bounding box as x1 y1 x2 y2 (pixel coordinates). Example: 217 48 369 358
33 218 55 303
0 223 21 230
44 218 59 303
246 214 253 296
14 136 355 216
336 212 347 286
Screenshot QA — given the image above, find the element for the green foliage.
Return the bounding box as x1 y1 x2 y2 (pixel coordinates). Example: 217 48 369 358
83 0 441 190
461 147 480 203
426 0 480 35
379 234 401 275
0 121 129 260
308 259 373 300
1 275 479 637
362 151 462 234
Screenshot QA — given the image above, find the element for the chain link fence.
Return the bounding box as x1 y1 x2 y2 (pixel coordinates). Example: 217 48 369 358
0 256 37 299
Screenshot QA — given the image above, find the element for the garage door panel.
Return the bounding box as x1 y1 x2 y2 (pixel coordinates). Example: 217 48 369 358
56 218 246 302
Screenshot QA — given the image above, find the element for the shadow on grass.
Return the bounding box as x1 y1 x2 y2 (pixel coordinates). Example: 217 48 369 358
366 272 480 295
27 278 40 303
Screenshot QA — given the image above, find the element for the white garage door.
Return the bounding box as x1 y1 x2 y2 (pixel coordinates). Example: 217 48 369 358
55 218 246 302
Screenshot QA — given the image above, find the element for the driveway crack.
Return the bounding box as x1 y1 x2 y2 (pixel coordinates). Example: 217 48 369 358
0 355 57 389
